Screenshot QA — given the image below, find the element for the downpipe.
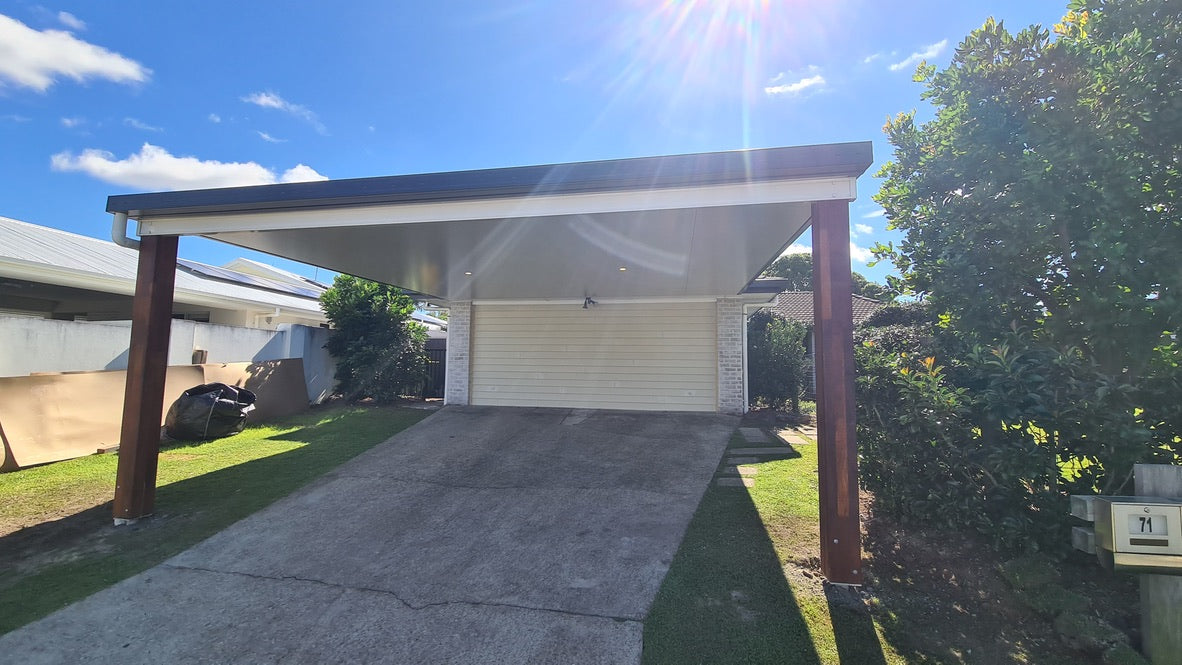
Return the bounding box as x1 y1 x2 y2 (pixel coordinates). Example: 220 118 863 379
111 212 140 250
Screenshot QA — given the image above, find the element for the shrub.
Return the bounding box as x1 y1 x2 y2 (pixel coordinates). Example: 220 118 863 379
320 275 428 401
856 309 1181 552
747 310 809 412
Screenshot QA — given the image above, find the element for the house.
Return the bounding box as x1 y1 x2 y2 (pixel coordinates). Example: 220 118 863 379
0 216 328 329
768 290 885 394
105 141 873 583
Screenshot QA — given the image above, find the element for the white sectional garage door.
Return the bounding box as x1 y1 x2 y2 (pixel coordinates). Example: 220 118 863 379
470 302 717 411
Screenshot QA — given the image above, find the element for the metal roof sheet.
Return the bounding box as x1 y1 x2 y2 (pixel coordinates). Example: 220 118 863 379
0 216 325 316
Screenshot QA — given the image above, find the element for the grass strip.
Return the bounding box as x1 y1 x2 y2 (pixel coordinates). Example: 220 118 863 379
643 431 903 664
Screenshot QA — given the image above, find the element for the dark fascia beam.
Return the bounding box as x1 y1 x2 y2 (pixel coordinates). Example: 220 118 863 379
107 142 874 218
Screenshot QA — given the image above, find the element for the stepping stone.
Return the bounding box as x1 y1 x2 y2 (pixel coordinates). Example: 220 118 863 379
775 431 813 446
726 456 758 465
716 477 755 488
729 447 795 456
738 427 772 443
718 465 758 476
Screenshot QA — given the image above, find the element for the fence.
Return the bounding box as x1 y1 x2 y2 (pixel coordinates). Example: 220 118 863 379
423 343 446 398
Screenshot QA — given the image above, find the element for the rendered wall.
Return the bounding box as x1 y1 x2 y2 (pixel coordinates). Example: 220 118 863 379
0 359 311 471
0 317 332 402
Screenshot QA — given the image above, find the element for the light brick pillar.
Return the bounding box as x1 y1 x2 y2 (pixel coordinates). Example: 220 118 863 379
716 297 745 414
444 301 471 405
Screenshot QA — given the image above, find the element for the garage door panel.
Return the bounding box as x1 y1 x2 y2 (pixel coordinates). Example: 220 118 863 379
471 365 713 377
471 303 717 412
467 326 717 340
469 348 715 360
473 377 717 391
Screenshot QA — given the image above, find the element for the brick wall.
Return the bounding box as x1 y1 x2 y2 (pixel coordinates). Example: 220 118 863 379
444 301 471 405
716 297 745 414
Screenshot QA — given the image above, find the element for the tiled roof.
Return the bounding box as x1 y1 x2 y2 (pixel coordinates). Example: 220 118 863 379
768 291 884 326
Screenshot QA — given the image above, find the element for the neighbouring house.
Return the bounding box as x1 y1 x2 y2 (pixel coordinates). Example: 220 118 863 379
0 217 347 472
0 214 445 401
106 141 873 583
768 290 885 394
0 216 329 328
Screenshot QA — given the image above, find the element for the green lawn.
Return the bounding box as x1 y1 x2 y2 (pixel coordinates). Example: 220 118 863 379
0 404 428 635
643 432 905 665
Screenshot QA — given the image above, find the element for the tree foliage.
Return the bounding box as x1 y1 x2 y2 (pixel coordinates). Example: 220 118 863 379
762 253 814 290
320 275 428 401
762 252 893 301
861 0 1182 552
747 310 810 413
875 0 1180 371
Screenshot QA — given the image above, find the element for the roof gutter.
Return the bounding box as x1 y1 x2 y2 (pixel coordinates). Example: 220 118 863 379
111 212 140 250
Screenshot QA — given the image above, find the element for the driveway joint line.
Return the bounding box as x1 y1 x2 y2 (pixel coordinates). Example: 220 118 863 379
162 563 646 624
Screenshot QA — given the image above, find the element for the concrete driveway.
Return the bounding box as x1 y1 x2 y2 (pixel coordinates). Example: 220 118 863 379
0 406 736 664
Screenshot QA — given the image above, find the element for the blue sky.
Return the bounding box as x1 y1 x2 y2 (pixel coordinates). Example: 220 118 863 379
1 0 1066 284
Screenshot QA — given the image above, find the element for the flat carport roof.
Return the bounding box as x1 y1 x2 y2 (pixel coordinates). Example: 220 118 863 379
106 141 871 585
108 142 871 303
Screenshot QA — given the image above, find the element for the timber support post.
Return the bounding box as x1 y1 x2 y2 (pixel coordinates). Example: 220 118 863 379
113 234 178 523
812 199 862 585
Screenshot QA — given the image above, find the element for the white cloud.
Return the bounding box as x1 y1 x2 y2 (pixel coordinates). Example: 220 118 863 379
57 11 85 31
889 39 948 72
862 53 882 64
862 209 886 218
50 143 327 190
850 242 874 263
764 68 826 96
241 91 326 134
60 116 85 128
124 117 162 132
257 130 286 143
855 223 874 235
208 113 221 123
1 113 30 122
280 164 328 183
780 243 812 257
0 14 149 92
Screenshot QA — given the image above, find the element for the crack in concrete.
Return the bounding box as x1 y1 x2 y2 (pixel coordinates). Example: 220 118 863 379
163 563 645 624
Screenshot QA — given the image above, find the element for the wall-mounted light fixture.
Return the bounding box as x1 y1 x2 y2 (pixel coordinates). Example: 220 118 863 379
583 296 597 309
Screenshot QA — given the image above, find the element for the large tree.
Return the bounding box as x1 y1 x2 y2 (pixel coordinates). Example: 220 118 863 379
875 0 1180 378
869 0 1182 501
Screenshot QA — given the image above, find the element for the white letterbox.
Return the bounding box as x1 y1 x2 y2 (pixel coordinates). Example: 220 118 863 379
1093 496 1182 574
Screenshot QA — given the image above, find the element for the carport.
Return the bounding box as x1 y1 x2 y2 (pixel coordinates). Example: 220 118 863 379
106 141 872 584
